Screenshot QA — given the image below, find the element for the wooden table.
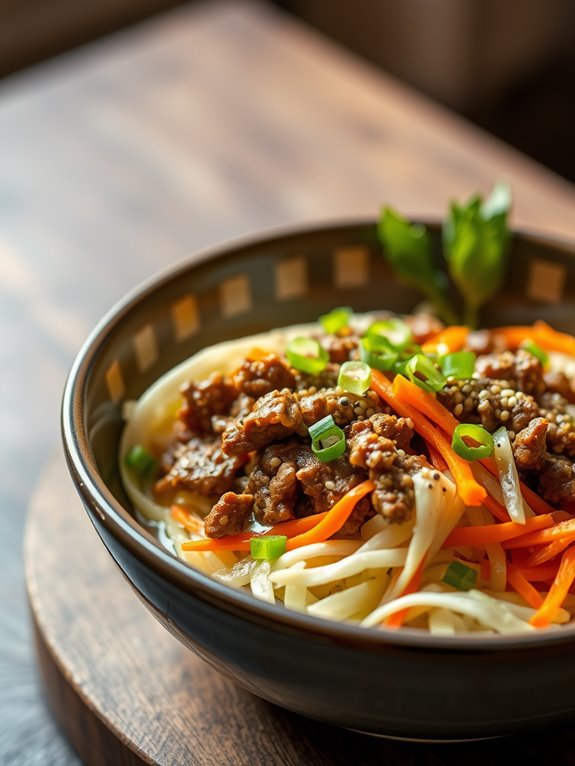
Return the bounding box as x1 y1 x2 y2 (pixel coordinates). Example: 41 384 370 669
3 1 575 763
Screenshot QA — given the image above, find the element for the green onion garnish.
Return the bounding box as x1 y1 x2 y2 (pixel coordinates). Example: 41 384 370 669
338 361 372 396
124 444 157 477
309 414 346 462
440 351 476 379
359 335 398 371
319 306 352 334
404 353 446 393
451 423 494 461
520 339 549 367
250 535 287 561
286 337 329 374
442 560 478 591
365 318 413 349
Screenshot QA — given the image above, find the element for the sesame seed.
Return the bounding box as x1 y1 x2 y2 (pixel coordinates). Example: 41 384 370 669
325 480 336 491
454 403 464 417
500 411 510 422
508 396 517 408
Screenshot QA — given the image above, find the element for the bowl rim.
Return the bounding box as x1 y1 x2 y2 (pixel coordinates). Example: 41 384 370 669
62 217 575 653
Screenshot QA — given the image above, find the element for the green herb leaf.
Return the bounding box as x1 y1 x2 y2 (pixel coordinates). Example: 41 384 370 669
378 207 458 324
443 182 511 327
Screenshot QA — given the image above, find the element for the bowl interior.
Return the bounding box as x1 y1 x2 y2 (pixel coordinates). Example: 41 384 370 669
76 219 575 586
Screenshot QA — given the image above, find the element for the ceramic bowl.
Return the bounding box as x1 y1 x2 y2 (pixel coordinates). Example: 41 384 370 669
62 221 575 740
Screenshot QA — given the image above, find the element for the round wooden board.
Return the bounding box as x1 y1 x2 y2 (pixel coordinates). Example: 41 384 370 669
24 451 575 766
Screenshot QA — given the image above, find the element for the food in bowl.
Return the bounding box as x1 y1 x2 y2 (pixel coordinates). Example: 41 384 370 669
120 308 575 636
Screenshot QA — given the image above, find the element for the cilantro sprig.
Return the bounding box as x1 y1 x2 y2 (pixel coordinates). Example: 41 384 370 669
378 182 512 327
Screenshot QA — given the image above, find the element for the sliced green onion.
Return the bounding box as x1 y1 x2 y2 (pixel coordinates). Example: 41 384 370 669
319 306 352 334
309 414 346 462
360 335 398 371
404 353 446 393
520 338 549 367
442 560 478 591
286 337 329 374
124 444 157 477
451 423 494 461
250 535 287 561
365 318 413 349
441 351 476 379
338 361 372 395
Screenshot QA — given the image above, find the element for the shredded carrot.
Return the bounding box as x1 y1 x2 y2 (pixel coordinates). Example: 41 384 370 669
492 321 575 358
285 480 375 550
503 516 575 550
384 561 425 629
443 514 554 548
171 505 204 534
515 564 559 582
480 494 510 524
527 534 575 567
181 511 329 553
507 563 544 609
530 547 575 627
371 370 485 506
421 326 470 354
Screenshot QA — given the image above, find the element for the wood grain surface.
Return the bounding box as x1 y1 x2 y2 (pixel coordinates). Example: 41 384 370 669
2 0 575 763
25 451 575 765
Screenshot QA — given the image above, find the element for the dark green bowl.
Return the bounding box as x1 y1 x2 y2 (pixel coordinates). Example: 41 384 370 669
62 220 575 740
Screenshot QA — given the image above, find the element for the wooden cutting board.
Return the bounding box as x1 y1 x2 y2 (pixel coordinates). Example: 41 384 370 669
24 450 575 765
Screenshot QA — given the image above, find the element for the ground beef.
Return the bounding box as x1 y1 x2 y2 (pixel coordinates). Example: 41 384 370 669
156 435 246 497
179 373 237 434
537 455 575 506
294 364 339 392
543 371 575 403
466 330 493 355
405 313 444 344
538 392 575 458
246 442 300 524
339 496 376 536
246 441 367 523
298 388 383 428
204 492 254 538
295 451 365 515
438 378 539 434
232 353 296 398
322 334 360 364
221 389 304 455
475 349 544 396
347 414 421 523
513 418 549 471
211 393 255 434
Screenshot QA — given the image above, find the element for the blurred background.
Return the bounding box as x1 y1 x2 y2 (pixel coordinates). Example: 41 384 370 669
1 0 574 181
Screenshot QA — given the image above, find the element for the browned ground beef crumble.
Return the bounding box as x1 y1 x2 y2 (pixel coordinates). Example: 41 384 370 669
154 323 575 538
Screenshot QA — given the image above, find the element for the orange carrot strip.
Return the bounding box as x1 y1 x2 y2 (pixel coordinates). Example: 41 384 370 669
443 514 554 548
516 564 559 582
421 326 470 354
507 563 544 609
526 532 575 567
491 322 575 358
171 505 204 534
503 517 575 550
371 370 485 506
285 480 375 551
530 547 575 627
384 561 424 629
481 493 510 523
181 511 330 552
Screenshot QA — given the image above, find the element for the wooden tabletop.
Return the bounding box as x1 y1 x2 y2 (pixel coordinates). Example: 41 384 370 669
3 1 575 763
